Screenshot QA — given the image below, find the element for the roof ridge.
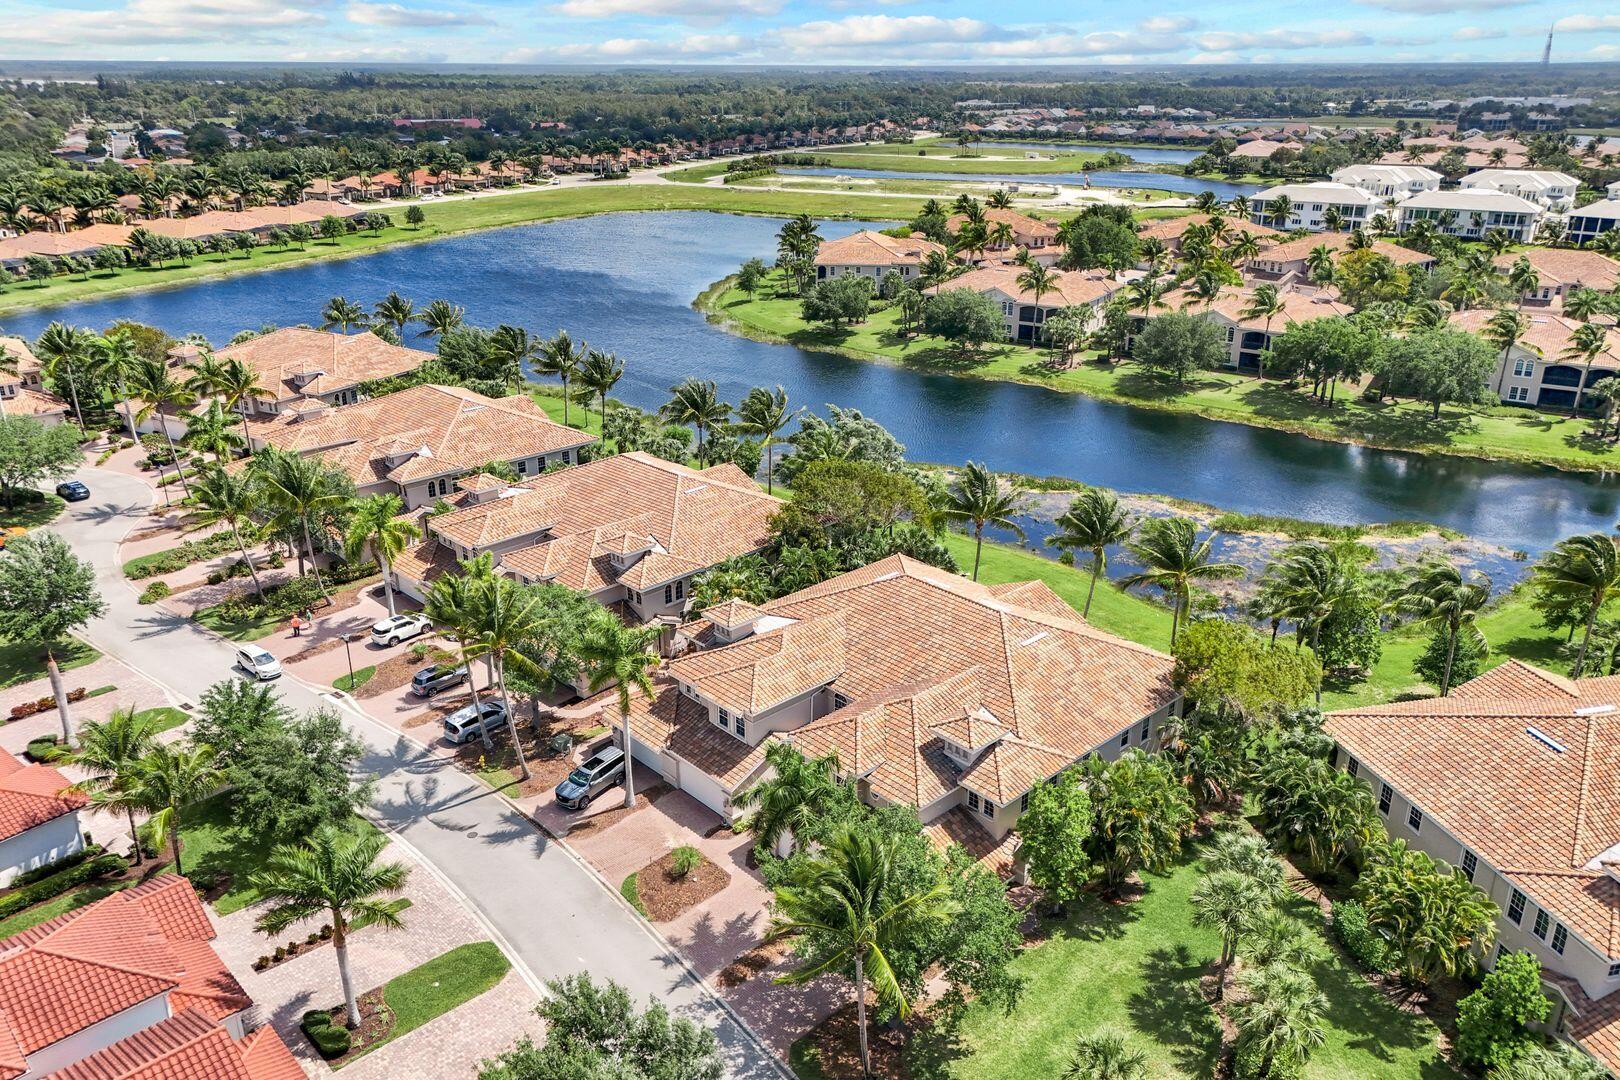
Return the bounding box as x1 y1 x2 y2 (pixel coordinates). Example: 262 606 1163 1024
1574 716 1604 869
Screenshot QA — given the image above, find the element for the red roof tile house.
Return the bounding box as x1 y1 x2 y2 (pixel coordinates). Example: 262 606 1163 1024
1151 283 1353 375
0 875 299 1079
813 230 945 285
0 338 71 428
597 555 1179 845
0 749 86 887
928 266 1126 345
214 328 433 416
1326 662 1620 1075
391 451 781 626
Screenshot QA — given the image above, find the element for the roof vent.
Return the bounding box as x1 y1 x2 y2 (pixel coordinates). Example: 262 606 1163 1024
1018 631 1050 647
1527 726 1568 754
1576 704 1617 717
870 571 901 583
685 483 708 494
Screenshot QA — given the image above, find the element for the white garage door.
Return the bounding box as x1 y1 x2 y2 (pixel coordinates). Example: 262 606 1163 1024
627 736 672 778
676 759 729 818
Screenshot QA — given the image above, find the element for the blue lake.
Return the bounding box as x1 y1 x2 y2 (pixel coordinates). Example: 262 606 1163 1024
781 166 1261 201
4 210 1616 554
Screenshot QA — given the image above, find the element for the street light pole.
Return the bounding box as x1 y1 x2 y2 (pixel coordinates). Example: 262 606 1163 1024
342 633 356 690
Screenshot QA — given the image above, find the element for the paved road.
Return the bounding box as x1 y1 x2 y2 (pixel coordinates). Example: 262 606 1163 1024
52 464 786 1080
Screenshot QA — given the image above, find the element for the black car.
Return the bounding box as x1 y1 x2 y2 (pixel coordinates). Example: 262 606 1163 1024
555 746 626 810
410 663 468 698
55 481 90 502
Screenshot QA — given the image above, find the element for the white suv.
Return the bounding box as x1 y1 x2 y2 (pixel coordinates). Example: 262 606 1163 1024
235 644 282 680
370 613 432 647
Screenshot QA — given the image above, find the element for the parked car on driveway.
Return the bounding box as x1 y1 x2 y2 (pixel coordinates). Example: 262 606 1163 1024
370 613 432 647
442 700 508 745
555 746 626 810
410 663 468 698
55 481 90 502
234 644 282 681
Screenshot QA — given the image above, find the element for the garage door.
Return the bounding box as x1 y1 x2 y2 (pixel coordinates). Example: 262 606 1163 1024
627 736 673 778
675 759 729 818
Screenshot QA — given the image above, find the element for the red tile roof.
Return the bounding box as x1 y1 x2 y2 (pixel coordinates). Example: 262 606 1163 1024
0 747 85 843
45 1008 303 1080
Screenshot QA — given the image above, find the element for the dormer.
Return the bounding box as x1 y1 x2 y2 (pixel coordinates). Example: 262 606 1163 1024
702 599 768 644
931 706 1007 768
455 472 508 505
286 398 329 422
289 367 328 389
384 443 432 470
601 530 661 569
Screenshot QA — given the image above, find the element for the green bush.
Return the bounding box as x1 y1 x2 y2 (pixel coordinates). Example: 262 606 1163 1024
1331 899 1390 973
11 843 103 887
0 854 125 919
1456 952 1550 1071
304 1017 351 1060
124 530 245 579
138 580 172 605
670 845 703 879
301 1009 331 1034
24 735 60 762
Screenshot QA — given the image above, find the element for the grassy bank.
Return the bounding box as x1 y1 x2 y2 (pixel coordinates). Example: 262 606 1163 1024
812 147 1115 175
0 183 933 317
700 276 1620 474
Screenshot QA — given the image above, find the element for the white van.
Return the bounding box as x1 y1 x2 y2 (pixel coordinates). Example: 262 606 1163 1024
235 644 282 681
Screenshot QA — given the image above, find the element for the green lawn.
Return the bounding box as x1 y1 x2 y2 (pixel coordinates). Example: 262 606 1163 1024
0 638 101 691
812 147 1116 175
334 665 376 693
192 605 281 642
704 276 1620 473
1 493 66 530
529 387 604 440
336 942 511 1066
177 794 382 916
134 706 190 734
866 840 1456 1080
0 874 155 939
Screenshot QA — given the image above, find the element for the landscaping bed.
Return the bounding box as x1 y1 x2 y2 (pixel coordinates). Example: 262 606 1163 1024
717 932 797 988
354 642 458 699
448 705 620 799
630 848 729 922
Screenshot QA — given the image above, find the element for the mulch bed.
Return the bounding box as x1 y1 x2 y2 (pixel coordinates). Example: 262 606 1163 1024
356 644 458 699
313 989 394 1066
717 933 796 988
564 781 672 837
632 850 730 922
284 637 346 664
800 1000 916 1080
252 927 332 972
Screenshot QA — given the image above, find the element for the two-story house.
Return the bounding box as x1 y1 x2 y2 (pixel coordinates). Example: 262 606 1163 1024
929 265 1126 343
1491 249 1620 309
0 748 85 887
813 230 945 284
1135 213 1281 267
599 555 1179 865
1241 232 1437 287
0 337 70 427
1459 168 1581 212
1248 182 1385 232
390 451 780 627
242 383 595 511
1330 164 1442 201
1565 187 1620 246
1451 308 1620 409
1326 662 1620 1076
1151 283 1354 374
214 328 433 417
945 208 1063 267
1395 189 1544 242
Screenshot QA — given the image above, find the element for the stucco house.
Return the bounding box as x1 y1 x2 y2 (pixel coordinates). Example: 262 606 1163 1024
0 338 70 427
1451 308 1620 409
1135 213 1281 267
1241 232 1437 286
214 328 434 417
0 748 85 887
597 555 1180 865
1248 182 1384 232
1152 283 1353 374
1459 168 1581 212
1329 164 1442 200
944 208 1062 266
1565 189 1620 246
929 265 1126 343
1395 189 1544 243
812 230 944 283
1326 662 1620 1076
1491 249 1620 309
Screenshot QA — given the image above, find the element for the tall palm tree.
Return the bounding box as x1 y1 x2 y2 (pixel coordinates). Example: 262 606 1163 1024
577 621 661 809
1190 869 1267 1001
1270 542 1363 702
730 743 841 855
343 493 416 618
128 357 197 501
1015 264 1061 347
251 826 410 1029
189 466 266 597
133 742 222 875
213 357 271 445
1321 206 1344 233
88 329 143 440
661 378 729 466
1231 965 1328 1080
1239 285 1286 377
576 349 625 438
183 348 229 402
735 385 799 494
1125 278 1166 322
771 828 956 1077
424 557 496 750
1506 257 1540 307
1564 288 1603 324
1227 232 1261 267
1121 516 1244 645
942 461 1027 582
1530 533 1620 678
416 299 464 338
184 401 243 464
1045 488 1134 617
253 448 346 602
466 575 548 782
373 292 416 336
1393 557 1491 695
1564 322 1611 417
320 296 368 334
537 331 586 427
33 322 90 434
1484 307 1530 398
68 707 162 865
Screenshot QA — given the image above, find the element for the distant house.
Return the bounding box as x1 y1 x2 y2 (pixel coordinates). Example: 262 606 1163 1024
1451 308 1620 409
1329 164 1442 200
1565 187 1620 246
1491 249 1620 308
0 746 85 886
1135 213 1281 266
1395 188 1543 242
929 265 1125 343
1249 182 1384 232
0 337 71 427
1152 284 1353 374
1227 138 1300 162
1242 232 1437 286
813 230 945 283
1459 169 1581 212
944 208 1062 266
213 328 433 416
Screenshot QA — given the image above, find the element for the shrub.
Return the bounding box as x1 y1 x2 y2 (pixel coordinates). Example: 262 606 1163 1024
301 1010 331 1034
0 854 125 919
11 688 88 722
11 844 103 887
308 1024 351 1060
1331 899 1390 973
670 845 702 879
138 581 171 605
1456 952 1550 1071
319 924 333 939
254 955 271 971
273 946 286 961
23 734 61 761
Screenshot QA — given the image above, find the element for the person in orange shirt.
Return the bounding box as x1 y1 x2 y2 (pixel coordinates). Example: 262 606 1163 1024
290 613 304 638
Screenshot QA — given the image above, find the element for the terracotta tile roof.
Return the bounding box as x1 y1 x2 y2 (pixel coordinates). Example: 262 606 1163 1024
1450 309 1620 372
621 679 775 789
219 328 430 404
0 876 249 1078
245 383 592 488
959 737 1073 803
391 537 461 584
924 806 1021 878
1137 213 1281 246
814 230 944 267
930 265 1121 308
1160 283 1353 330
0 338 41 378
0 748 85 842
45 1008 304 1080
1 387 70 420
1491 248 1620 292
673 615 847 716
702 599 767 629
944 208 1060 242
1326 661 1620 959
456 472 508 494
1246 231 1437 269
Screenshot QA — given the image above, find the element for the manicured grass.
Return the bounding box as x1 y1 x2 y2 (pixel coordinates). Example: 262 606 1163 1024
704 275 1620 473
335 942 510 1066
942 533 1173 652
177 794 382 916
334 665 377 693
0 184 935 317
0 875 153 938
620 872 648 917
0 638 101 691
192 605 281 642
528 387 604 440
894 841 1455 1079
1 493 66 530
813 147 1116 175
133 706 190 734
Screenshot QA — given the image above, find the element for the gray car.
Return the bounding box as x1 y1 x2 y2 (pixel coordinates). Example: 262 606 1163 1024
555 746 626 810
442 700 508 745
410 663 468 698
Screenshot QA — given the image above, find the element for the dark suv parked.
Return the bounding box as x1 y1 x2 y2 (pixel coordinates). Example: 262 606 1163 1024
555 746 626 810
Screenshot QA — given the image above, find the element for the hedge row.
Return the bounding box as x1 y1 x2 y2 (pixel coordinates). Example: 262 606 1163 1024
124 529 247 580
9 688 87 722
0 854 125 920
11 843 103 888
301 1010 351 1059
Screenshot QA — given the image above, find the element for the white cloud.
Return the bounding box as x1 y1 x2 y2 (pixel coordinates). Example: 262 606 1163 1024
1139 15 1196 33
550 0 780 18
775 14 995 48
285 43 450 61
0 0 325 50
346 2 490 27
1352 0 1528 11
1587 43 1620 57
528 31 749 59
1186 50 1241 63
1193 28 1372 49
1555 14 1620 32
970 30 1188 57
1451 25 1504 39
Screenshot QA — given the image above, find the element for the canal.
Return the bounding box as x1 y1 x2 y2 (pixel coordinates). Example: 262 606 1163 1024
779 166 1262 201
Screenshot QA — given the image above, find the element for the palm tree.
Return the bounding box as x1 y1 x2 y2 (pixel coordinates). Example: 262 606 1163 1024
132 742 222 875
1394 557 1491 695
576 349 625 438
33 322 90 434
343 493 416 618
1506 257 1540 307
1015 263 1061 346
423 558 496 749
1304 244 1336 287
1239 285 1285 377
184 401 243 464
917 250 956 290
661 378 729 466
1321 206 1344 233
215 357 271 445
1263 195 1293 229
466 574 550 782
577 621 661 810
488 325 537 391
1190 869 1267 1001
1565 288 1603 324
251 826 410 1029
68 707 162 865
942 461 1027 581
735 385 798 494
1227 232 1261 266
537 331 586 427
1564 322 1611 417
1484 307 1530 398
771 828 956 1077
1064 1031 1148 1080
128 357 197 501
1125 278 1166 322
88 329 143 440
730 743 841 855
1121 516 1243 645
320 296 368 334
1530 533 1620 678
373 292 416 336
416 299 464 338
253 448 346 602
1270 543 1362 702
1045 488 1134 617
189 466 266 597
1231 965 1328 1080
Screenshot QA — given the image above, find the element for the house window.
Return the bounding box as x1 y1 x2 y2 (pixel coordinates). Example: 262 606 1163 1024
675 579 684 601
967 791 980 811
1513 358 1535 378
515 458 527 475
831 691 850 710
718 707 730 729
1508 889 1526 925
1139 720 1150 743
1346 756 1359 777
664 584 673 604
1378 784 1392 814
1533 910 1549 940
980 798 994 819
734 715 745 737
1407 806 1423 832
1552 925 1568 955
1462 850 1478 882
1608 962 1620 978
1507 386 1530 403
1020 792 1029 812
1119 730 1129 748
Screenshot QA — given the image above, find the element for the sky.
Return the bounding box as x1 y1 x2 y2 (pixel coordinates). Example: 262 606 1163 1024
1 0 1618 66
